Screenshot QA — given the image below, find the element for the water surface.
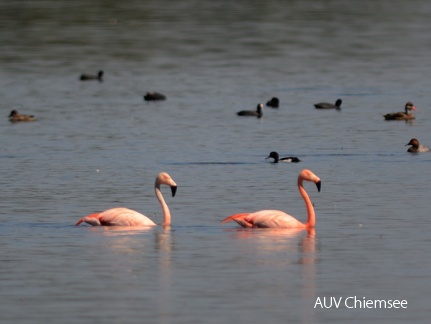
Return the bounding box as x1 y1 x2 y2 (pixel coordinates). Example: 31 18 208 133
1 1 430 323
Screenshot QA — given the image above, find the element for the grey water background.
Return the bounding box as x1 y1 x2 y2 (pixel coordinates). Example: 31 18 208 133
1 0 430 323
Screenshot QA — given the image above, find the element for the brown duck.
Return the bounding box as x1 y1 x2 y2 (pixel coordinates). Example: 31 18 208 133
8 110 36 123
384 102 416 120
406 138 430 153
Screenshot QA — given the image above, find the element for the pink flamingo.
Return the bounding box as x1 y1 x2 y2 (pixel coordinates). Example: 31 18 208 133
221 169 321 229
76 172 177 226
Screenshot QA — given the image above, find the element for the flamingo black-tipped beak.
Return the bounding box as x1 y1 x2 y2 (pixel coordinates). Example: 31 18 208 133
171 186 177 197
316 181 321 192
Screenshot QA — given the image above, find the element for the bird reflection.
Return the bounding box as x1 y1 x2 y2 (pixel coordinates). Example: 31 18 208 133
223 226 317 321
95 225 155 236
223 227 314 242
298 228 316 264
222 227 317 266
92 225 173 258
90 226 174 315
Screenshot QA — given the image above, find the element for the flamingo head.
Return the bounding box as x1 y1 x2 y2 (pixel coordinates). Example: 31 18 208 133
156 172 177 197
299 169 321 192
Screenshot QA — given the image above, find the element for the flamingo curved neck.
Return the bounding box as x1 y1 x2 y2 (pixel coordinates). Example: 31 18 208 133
155 185 171 226
297 178 315 228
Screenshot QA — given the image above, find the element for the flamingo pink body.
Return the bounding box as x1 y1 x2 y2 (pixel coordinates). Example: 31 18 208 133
221 169 321 229
75 209 158 226
76 172 177 227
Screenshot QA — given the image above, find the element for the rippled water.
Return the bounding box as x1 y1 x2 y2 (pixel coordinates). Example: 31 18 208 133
1 1 431 323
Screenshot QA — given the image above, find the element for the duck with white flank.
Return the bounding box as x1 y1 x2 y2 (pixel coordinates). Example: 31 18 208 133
266 151 301 163
406 138 430 153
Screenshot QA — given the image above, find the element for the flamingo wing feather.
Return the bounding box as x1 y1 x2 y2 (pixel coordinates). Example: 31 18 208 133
99 208 156 226
76 208 156 226
221 213 254 227
222 210 305 228
75 213 101 226
248 210 305 228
